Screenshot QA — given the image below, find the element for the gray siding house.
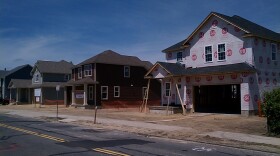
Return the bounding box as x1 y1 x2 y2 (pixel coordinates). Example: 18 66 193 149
30 60 74 105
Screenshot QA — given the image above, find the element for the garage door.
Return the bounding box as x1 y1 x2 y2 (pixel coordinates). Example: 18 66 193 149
194 84 241 114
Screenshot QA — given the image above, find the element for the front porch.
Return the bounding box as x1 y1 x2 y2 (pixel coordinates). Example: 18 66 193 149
145 62 258 116
66 77 99 107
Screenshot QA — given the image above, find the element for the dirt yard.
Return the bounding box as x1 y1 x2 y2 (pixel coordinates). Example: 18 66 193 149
2 104 279 154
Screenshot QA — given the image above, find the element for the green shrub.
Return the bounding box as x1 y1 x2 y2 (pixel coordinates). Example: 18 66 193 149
262 88 280 135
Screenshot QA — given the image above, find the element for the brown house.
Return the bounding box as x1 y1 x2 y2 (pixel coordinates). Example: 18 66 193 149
65 50 161 108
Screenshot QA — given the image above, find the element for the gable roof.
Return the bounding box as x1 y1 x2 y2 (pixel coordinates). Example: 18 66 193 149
146 62 256 77
3 64 32 77
76 50 152 69
32 60 73 74
163 12 280 52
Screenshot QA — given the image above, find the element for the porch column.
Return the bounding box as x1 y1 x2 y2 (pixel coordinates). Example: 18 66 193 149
16 88 19 104
71 85 76 105
9 89 12 102
40 88 43 106
83 84 88 105
28 88 31 104
64 87 67 105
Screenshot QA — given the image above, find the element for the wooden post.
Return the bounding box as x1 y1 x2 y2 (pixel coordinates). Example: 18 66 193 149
166 96 170 116
144 79 150 113
94 106 97 124
176 83 186 115
140 79 150 113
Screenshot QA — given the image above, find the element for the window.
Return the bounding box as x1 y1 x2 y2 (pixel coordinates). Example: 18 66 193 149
177 52 183 61
124 66 130 78
165 82 171 97
205 46 213 62
64 74 70 81
114 86 120 97
272 44 277 61
218 44 226 61
78 68 82 79
84 64 92 76
142 87 147 98
34 74 39 83
101 86 108 100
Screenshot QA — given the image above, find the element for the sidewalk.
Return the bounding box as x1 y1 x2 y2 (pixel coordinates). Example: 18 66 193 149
1 106 280 153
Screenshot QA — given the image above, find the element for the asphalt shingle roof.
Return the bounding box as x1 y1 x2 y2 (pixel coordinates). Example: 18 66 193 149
163 12 280 52
1 64 32 77
156 62 256 76
76 50 152 69
8 79 32 88
34 60 73 74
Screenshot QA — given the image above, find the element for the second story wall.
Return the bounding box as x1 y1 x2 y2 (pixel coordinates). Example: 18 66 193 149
166 16 254 68
32 69 42 84
72 64 95 80
96 63 147 87
43 73 69 82
252 38 280 70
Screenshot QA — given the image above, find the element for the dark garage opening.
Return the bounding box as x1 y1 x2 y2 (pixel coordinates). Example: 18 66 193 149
194 84 241 114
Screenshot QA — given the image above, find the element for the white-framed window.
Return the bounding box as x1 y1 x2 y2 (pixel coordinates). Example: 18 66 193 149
272 43 277 61
114 86 120 97
142 87 147 98
64 74 70 81
205 45 213 62
101 86 108 100
84 64 92 76
78 68 82 79
165 82 171 97
124 66 130 78
217 43 226 61
177 52 183 61
89 86 94 100
34 74 39 83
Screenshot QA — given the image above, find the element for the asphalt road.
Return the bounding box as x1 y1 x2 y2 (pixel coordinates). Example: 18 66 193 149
0 113 277 156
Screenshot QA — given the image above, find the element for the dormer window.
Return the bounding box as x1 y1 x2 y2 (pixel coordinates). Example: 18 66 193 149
84 64 92 76
124 66 130 78
34 74 39 83
78 68 82 79
177 52 183 61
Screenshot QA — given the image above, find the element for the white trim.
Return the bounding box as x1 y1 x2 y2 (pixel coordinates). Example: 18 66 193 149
89 86 94 100
124 66 130 78
84 64 92 77
114 86 120 98
204 45 213 63
217 43 226 61
165 82 171 97
101 86 108 100
271 43 277 61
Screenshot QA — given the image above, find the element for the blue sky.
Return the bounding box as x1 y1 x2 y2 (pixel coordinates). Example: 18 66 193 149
1 0 280 70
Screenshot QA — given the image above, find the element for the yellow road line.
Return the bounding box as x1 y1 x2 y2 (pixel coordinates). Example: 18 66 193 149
0 123 65 143
93 148 130 156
